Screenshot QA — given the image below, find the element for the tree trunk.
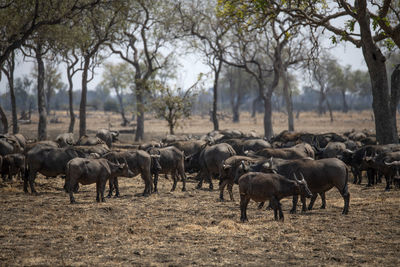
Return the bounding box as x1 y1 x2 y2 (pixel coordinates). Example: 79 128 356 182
36 43 46 141
0 105 8 134
45 85 51 115
116 91 128 126
341 89 348 113
326 98 334 122
281 70 294 131
67 68 75 133
263 94 274 140
135 85 144 141
358 0 397 144
212 61 222 131
251 97 260 118
390 64 400 142
318 91 325 115
232 103 240 123
79 55 90 138
5 51 18 134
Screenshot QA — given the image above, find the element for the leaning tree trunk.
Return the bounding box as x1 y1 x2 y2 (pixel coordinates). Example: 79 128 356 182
281 70 294 131
79 55 90 138
251 97 260 118
0 105 8 134
135 84 144 141
358 1 397 144
318 91 325 115
390 64 400 142
326 98 334 122
67 68 75 133
36 43 47 141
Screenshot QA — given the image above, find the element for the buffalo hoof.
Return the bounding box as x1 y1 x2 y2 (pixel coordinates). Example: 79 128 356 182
218 198 225 202
385 188 390 192
195 184 202 190
182 187 186 192
342 210 349 215
320 205 326 209
70 199 76 204
101 198 106 202
107 194 112 198
114 194 120 198
240 218 248 223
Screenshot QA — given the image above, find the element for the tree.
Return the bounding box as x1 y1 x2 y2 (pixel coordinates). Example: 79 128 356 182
43 60 64 114
0 0 103 67
77 2 126 138
101 62 133 126
178 0 232 131
1 51 18 133
109 0 176 141
150 81 199 135
0 105 8 134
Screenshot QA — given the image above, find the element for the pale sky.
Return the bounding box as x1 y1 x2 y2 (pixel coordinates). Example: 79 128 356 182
0 41 367 95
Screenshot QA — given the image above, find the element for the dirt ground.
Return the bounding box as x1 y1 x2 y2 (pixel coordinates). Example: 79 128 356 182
0 110 399 266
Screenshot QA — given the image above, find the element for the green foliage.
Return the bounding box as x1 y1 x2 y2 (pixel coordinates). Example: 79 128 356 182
149 81 198 134
103 99 119 112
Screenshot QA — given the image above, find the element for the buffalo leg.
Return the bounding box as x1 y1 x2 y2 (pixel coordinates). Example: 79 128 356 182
196 175 204 189
341 184 350 214
300 195 307 212
23 175 29 193
96 182 100 202
171 172 177 192
219 180 228 201
107 178 114 198
290 195 298 214
384 175 392 191
227 183 233 201
180 170 186 192
240 194 250 222
307 193 318 210
69 181 76 204
153 173 159 193
319 192 326 209
100 180 106 202
29 172 37 194
366 169 374 187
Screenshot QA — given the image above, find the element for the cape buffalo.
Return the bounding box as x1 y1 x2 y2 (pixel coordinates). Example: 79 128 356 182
238 172 312 222
148 146 187 193
55 133 75 147
65 158 132 203
96 129 119 148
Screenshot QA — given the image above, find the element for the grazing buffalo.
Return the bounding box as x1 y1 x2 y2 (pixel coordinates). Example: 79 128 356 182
186 143 236 190
319 142 348 159
262 158 350 214
65 158 132 203
0 139 15 156
102 150 159 197
55 133 75 147
139 141 163 151
24 146 87 193
1 153 25 181
169 140 206 159
148 146 187 192
96 129 119 148
238 172 312 222
74 144 110 156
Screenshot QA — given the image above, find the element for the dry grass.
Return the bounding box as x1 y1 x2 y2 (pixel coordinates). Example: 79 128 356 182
1 110 399 266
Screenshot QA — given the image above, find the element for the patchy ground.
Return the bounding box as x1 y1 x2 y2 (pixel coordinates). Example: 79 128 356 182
0 174 399 266
0 110 399 266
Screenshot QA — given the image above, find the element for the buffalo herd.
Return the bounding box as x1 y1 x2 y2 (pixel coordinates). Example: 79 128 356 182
0 128 399 222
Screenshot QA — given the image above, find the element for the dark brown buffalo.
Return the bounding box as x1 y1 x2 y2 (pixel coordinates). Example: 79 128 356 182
96 129 119 148
73 144 110 156
364 151 400 191
186 143 236 190
319 142 348 159
1 153 25 181
102 150 158 197
76 135 106 146
219 155 264 201
238 172 312 222
250 143 314 160
24 141 59 154
148 146 187 192
168 140 206 158
262 158 350 214
138 141 163 151
55 133 75 147
24 146 87 193
65 158 132 203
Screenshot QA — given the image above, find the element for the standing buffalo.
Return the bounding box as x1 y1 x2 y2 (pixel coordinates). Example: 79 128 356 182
263 158 350 214
102 150 159 197
1 153 25 181
186 143 236 190
147 146 187 193
238 172 312 222
24 146 87 193
65 158 132 203
76 135 105 146
96 129 119 148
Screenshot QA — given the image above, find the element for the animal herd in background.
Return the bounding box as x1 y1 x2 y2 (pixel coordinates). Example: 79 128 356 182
0 128 399 222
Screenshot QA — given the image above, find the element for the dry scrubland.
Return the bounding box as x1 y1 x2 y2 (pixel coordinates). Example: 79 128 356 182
0 110 399 266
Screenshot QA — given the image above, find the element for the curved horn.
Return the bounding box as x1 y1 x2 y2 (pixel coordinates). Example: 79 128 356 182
299 172 306 182
384 160 400 166
293 172 300 182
